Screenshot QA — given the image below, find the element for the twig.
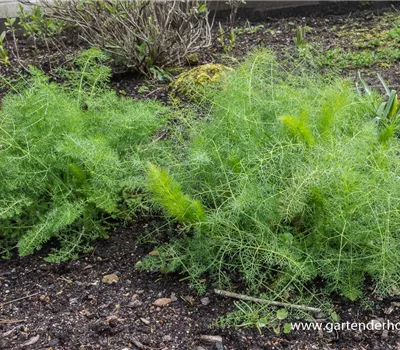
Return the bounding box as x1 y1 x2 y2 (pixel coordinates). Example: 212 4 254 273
0 293 39 307
0 318 24 324
131 337 147 349
214 289 322 314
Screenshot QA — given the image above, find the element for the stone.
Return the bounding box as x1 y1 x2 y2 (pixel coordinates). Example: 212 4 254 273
140 318 150 325
200 297 210 306
170 64 233 100
213 342 224 350
382 329 389 339
162 335 172 342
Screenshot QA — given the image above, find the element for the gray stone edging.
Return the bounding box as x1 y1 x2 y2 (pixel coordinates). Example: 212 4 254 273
0 0 37 18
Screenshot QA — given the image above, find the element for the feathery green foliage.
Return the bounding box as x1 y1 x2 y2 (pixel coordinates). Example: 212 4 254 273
0 49 167 260
147 163 205 224
142 50 400 309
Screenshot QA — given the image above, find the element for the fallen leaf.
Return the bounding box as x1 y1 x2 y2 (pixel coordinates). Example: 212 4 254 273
2 329 15 337
152 298 173 307
199 335 223 344
102 274 119 284
39 295 50 302
21 335 40 347
148 250 159 255
183 295 195 305
79 309 91 317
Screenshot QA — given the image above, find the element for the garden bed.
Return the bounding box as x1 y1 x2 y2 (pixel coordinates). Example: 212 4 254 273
2 2 400 100
2 222 400 350
2 2 400 350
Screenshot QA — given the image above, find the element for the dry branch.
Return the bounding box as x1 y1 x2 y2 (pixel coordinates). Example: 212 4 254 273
34 0 212 75
0 293 39 307
0 318 24 324
214 289 322 314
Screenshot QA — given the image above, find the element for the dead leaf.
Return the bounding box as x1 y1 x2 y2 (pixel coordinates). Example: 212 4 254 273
152 298 173 307
2 328 15 337
148 250 159 255
102 274 119 284
199 335 223 344
79 309 92 317
182 295 195 305
21 335 40 347
39 295 50 302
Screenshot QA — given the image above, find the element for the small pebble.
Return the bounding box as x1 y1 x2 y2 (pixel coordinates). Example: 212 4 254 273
163 335 172 342
140 318 150 325
382 329 389 339
200 297 210 306
213 342 224 350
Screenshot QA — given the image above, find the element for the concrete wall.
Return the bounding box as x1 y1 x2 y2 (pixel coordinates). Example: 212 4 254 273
0 0 37 18
211 0 390 10
209 1 320 11
0 0 389 18
211 0 393 21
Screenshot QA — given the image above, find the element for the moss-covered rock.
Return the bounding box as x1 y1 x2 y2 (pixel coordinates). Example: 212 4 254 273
170 64 233 100
186 53 200 66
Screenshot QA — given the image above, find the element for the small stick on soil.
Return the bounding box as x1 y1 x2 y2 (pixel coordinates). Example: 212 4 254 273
214 289 322 314
0 318 24 324
0 292 39 307
131 338 147 349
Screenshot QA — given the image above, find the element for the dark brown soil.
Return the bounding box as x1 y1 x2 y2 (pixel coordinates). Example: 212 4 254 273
2 2 400 350
110 1 400 102
2 222 400 350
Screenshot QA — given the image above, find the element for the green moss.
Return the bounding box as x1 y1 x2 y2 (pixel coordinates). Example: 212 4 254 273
170 64 233 100
186 53 199 66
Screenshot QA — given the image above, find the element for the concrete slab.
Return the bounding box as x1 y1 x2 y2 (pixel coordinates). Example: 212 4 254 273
0 0 36 18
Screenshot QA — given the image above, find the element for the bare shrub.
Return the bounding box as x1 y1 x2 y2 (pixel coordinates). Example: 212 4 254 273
35 0 212 76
